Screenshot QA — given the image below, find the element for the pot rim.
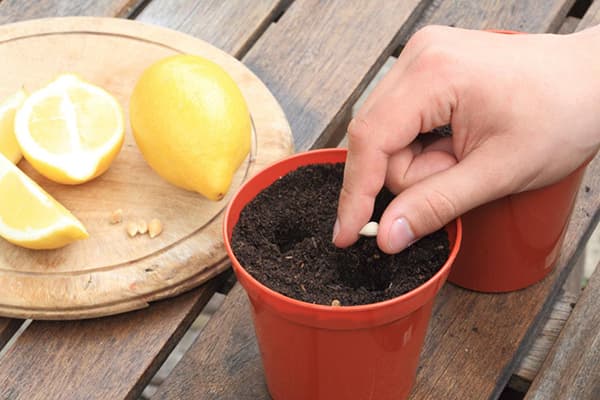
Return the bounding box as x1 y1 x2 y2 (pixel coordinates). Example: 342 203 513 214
223 148 462 326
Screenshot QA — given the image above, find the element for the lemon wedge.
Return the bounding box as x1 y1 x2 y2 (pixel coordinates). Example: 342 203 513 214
14 74 124 185
0 89 26 164
0 153 88 249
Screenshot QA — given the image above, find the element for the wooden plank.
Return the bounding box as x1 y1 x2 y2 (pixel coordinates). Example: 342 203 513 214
578 0 600 30
514 291 578 383
558 15 582 34
510 249 585 387
0 279 221 400
241 0 431 151
0 0 146 24
525 263 600 400
136 0 290 58
153 284 266 399
510 254 585 390
398 0 575 46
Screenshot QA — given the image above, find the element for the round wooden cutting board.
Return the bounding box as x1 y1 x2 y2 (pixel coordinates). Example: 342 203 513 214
0 17 293 319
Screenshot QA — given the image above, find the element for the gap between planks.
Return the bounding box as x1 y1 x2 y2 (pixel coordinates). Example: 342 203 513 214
524 260 600 399
0 319 24 358
135 0 295 60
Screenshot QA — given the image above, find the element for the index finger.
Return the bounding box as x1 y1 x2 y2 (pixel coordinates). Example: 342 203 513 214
333 116 388 247
334 65 453 247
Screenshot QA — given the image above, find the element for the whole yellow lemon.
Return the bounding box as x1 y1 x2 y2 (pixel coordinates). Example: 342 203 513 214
130 54 251 201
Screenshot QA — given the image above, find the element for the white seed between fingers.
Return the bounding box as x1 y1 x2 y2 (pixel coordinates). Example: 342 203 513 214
359 221 379 237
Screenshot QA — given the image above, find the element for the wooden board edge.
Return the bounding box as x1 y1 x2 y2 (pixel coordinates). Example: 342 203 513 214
0 17 293 319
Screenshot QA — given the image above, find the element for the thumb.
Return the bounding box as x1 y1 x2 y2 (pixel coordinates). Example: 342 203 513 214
376 152 506 254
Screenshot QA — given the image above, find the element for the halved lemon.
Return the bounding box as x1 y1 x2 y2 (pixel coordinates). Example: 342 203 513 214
0 89 26 164
0 153 88 249
14 74 124 184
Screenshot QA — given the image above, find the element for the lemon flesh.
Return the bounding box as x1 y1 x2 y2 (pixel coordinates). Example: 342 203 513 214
14 74 125 185
130 55 251 201
0 90 26 164
0 154 88 249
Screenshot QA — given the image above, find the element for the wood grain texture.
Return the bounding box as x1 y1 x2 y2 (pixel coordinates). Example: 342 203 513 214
241 0 431 151
137 0 290 58
525 264 600 400
0 0 145 24
0 17 293 319
399 0 575 45
514 291 578 382
558 16 581 34
0 277 221 400
156 284 267 400
578 0 600 30
154 155 600 399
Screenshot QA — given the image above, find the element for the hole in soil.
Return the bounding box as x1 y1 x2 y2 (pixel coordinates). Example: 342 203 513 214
273 223 311 253
371 187 396 220
334 244 394 291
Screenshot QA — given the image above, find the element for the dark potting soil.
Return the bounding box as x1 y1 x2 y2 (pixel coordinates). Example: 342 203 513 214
231 163 450 306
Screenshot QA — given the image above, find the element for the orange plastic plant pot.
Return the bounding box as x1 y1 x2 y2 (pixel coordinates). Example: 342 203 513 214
448 29 587 292
449 163 586 292
224 148 462 400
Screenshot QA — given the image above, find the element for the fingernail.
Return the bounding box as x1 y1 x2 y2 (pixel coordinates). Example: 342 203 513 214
388 218 415 253
332 218 340 243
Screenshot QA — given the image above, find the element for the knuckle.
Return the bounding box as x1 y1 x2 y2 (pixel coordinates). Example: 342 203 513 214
408 25 444 49
415 44 451 72
422 189 458 230
347 116 371 146
339 184 353 202
384 173 402 194
340 179 369 202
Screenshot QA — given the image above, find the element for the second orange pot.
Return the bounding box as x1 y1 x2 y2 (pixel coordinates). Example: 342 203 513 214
448 29 587 292
449 164 585 292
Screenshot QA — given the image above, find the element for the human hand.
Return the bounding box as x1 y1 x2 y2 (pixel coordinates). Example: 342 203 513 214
333 25 600 253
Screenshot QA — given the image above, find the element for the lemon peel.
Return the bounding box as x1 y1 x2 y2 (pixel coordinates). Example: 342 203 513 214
130 55 251 201
0 153 88 249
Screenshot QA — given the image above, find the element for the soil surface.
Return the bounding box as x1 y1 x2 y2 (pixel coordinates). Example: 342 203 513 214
231 163 450 306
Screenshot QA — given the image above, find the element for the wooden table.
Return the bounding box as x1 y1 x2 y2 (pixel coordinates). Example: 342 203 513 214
0 1 599 399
